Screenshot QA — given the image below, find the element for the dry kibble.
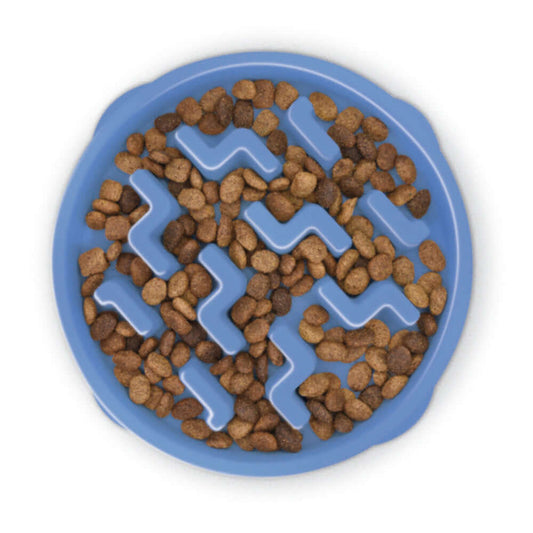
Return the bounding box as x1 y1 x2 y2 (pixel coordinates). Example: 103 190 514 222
395 155 417 184
315 179 339 209
79 248 108 276
362 116 388 142
271 287 292 316
115 152 142 174
388 184 417 206
417 272 442 294
129 375 151 405
336 107 364 132
315 341 347 362
126 133 144 156
85 211 106 230
310 416 334 440
347 361 372 391
142 278 167 305
200 87 226 112
118 186 141 214
233 100 254 128
370 170 396 193
430 285 447 315
232 79 256 100
274 81 299 110
344 267 370 296
177 188 206 211
407 189 431 218
334 413 354 433
290 171 317 198
189 269 212 298
387 346 413 375
417 312 438 336
265 192 295 222
365 319 390 347
206 432 233 449
403 331 429 354
170 342 190 368
198 113 225 135
243 318 270 343
100 179 123 202
368 253 393 281
328 124 356 148
215 94 233 128
250 250 279 273
359 385 383 410
266 129 288 155
344 396 373 421
309 92 338 121
252 110 279 137
303 305 329 326
299 373 330 398
419 240 446 272
376 143 397 170
404 283 430 308
176 97 203 125
393 256 415 286
105 216 130 241
252 80 275 108
220 172 245 203
355 133 377 160
172 398 204 420
352 230 376 259
181 419 212 440
382 375 409 399
299 320 324 344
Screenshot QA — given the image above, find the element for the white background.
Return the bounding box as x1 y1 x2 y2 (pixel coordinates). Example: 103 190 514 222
1 1 531 531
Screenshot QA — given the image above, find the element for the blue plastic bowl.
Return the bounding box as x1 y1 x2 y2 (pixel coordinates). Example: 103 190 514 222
53 52 472 476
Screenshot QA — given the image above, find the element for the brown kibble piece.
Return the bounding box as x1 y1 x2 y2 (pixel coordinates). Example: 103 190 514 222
419 240 446 272
334 413 354 433
387 346 413 375
299 373 330 398
234 397 260 424
252 110 279 137
162 375 185 396
309 92 338 121
81 273 104 296
275 423 303 452
407 189 431 218
347 361 372 391
271 287 292 316
352 230 376 259
146 352 172 378
344 396 373 421
303 305 329 326
232 79 256 100
144 128 166 152
142 278 167 305
227 417 254 440
368 253 393 281
172 398 204 420
344 267 370 296
430 286 447 316
290 171 317 198
198 113 225 135
310 416 334 440
307 399 333 424
206 432 233 449
85 211 106 230
176 97 203 125
126 133 144 156
215 94 234 128
265 192 295 222
177 188 206 211
376 143 397 170
404 283 430 308
246 273 270 300
362 116 388 142
129 375 150 404
119 185 141 214
392 256 415 286
365 319 390 348
170 342 190 368
243 318 270 343
79 248 108 277
403 331 429 354
250 250 279 273
417 312 438 336
359 385 383 410
154 112 181 132
299 320 324 344
252 80 275 108
339 176 364 198
395 155 417 184
370 170 396 193
336 107 364 132
388 184 417 206
200 87 226 112
274 81 299 110
181 419 212 440
233 100 254 128
315 179 339 209
115 152 142 174
105 216 130 241
195 340 222 364
328 124 355 148
382 375 409 399
315 341 347 362
266 129 288 155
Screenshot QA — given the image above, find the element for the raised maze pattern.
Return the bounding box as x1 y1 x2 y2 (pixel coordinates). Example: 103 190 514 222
97 96 428 431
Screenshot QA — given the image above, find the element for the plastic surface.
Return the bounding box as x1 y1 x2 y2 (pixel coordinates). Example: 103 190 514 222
53 52 472 476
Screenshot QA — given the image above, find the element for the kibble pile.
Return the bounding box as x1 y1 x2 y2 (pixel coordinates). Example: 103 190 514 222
79 79 447 453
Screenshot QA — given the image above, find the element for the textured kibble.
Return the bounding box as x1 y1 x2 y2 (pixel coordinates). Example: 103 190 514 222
271 287 292 316
344 267 370 296
176 97 203 125
189 269 212 298
376 143 397 170
266 129 288 155
177 188 206 211
275 423 303 453
215 94 234 128
115 152 142 174
250 250 279 273
395 155 417 184
126 133 144 156
404 283 430 308
93 198 120 215
392 256 415 286
251 432 279 452
232 79 256 100
198 113 225 135
365 319 390 348
382 375 409 399
274 81 299 110
315 341 347 362
195 340 222 364
309 92 338 121
417 272 442 294
303 305 329 326
355 133 377 160
362 116 388 142
344 396 373 421
252 110 279 137
368 253 393 281
417 312 438 336
144 128 166 152
200 87 226 112
345 327 374 347
290 171 317 198
407 189 431 218
252 80 275 108
315 179 339 209
227 417 254 440
165 158 192 183
419 240 446 272
370 170 396 193
206 432 233 449
181 419 212 440
85 211 106 230
336 107 364 132
129 375 151 405
290 275 314 296
352 230 376 259
339 175 364 198
388 184 417 206
79 248 108 276
299 320 324 344
233 100 254 128
265 192 295 222
243 318 270 343
328 124 355 148
387 346 413 375
403 331 429 354
220 172 245 203
142 278 167 305
334 413 354 433
170 342 191 368
119 185 141 214
430 285 447 315
172 398 204 420
347 361 372 391
105 216 130 241
310 416 334 440
299 373 330 398
359 385 383 410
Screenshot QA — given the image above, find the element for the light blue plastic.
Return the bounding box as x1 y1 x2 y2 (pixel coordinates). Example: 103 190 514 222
53 52 472 476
